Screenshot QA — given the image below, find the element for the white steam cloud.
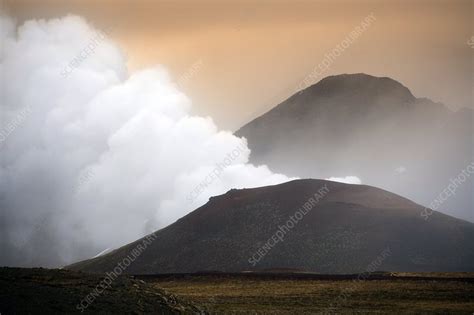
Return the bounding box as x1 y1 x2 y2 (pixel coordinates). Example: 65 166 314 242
0 15 292 266
0 15 359 267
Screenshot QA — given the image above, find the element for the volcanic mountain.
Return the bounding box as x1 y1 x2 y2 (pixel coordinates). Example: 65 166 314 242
236 73 473 222
68 179 474 274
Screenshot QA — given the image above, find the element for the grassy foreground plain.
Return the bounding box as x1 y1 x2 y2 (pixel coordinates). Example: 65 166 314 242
145 272 474 314
1 268 473 314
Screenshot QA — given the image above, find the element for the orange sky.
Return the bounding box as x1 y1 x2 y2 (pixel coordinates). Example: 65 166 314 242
4 0 473 130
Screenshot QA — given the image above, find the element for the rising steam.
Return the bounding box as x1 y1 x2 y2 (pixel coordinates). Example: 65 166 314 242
0 15 359 267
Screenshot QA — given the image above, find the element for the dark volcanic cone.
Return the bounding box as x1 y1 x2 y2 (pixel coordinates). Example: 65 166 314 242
68 179 474 274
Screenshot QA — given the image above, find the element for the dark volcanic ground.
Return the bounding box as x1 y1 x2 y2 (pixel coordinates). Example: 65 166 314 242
0 267 204 314
2 268 473 314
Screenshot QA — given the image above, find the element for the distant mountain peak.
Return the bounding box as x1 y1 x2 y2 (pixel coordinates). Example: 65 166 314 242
297 73 415 103
235 72 472 224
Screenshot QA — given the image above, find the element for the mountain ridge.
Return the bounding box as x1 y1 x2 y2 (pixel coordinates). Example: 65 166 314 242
67 179 474 274
235 73 473 222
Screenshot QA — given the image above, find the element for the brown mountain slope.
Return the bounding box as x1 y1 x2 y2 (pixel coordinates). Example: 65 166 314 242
67 179 474 274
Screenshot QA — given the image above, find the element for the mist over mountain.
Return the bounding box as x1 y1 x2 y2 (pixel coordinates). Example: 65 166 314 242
236 74 473 222
68 179 474 274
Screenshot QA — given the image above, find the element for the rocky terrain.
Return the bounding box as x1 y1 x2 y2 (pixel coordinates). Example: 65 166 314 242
0 267 204 314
